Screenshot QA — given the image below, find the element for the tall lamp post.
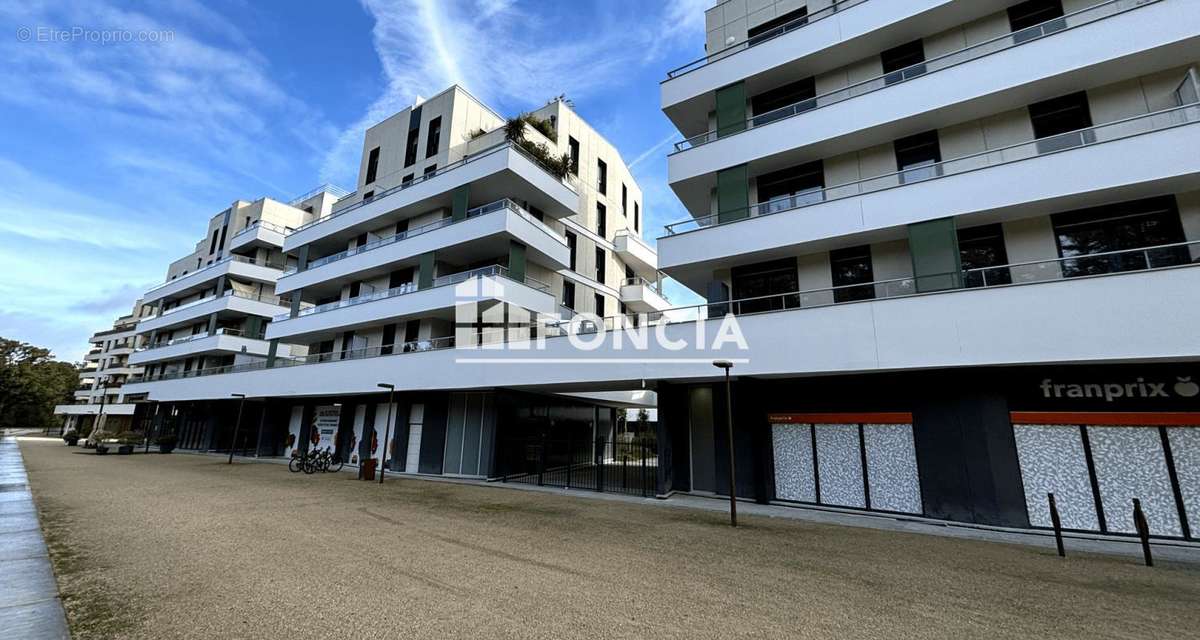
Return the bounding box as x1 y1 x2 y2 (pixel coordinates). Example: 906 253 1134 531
93 375 110 440
228 393 246 464
144 400 160 454
713 360 737 527
377 383 396 484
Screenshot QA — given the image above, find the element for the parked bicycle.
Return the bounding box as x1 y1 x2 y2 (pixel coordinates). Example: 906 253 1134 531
287 447 343 474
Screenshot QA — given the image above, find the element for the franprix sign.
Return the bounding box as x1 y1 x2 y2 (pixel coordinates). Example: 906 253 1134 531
311 406 340 452
1010 365 1200 411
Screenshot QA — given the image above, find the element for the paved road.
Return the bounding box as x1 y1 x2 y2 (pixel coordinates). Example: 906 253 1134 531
18 437 1200 639
1 437 71 639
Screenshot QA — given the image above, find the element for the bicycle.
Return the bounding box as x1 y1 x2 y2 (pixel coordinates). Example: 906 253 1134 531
288 448 320 473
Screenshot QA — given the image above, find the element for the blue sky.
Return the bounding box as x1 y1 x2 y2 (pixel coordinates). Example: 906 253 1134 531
0 0 708 361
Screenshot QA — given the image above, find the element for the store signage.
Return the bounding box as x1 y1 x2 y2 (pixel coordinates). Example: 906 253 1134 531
1039 377 1200 403
311 406 340 451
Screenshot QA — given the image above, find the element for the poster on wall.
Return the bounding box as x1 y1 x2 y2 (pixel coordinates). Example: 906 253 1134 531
311 406 341 452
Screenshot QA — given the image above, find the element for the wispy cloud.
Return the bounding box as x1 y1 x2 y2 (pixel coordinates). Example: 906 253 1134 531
320 0 706 186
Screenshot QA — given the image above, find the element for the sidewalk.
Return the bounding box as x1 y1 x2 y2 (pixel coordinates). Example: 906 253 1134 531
0 437 70 639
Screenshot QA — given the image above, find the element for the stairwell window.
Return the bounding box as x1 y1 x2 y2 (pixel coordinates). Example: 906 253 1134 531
562 280 576 310
881 40 926 85
1008 0 1065 43
425 117 441 159
597 159 608 195
1029 92 1094 154
594 293 605 317
568 137 580 175
365 146 380 184
404 128 419 168
634 202 640 232
894 131 943 184
595 247 606 284
621 184 627 215
597 203 607 238
566 231 577 270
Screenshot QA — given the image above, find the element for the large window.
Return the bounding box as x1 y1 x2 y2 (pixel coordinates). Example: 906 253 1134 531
881 40 926 85
731 258 799 314
425 117 441 159
1008 0 1065 42
894 131 942 184
958 223 1012 287
756 160 824 213
751 77 816 125
747 7 807 45
1029 92 1094 153
1052 196 1190 277
365 146 380 184
830 245 875 303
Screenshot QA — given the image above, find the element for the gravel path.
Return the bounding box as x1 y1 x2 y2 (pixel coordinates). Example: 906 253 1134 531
18 437 1200 639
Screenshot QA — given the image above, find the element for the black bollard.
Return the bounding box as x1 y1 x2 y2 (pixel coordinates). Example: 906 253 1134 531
1048 493 1065 558
1132 498 1153 567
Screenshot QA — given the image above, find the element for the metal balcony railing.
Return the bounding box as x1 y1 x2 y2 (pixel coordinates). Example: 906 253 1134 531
147 289 286 320
289 142 579 238
621 276 668 300
287 184 352 207
144 255 286 294
231 218 293 240
282 199 566 277
673 0 1160 151
664 102 1200 234
666 0 868 79
273 264 551 323
136 326 265 352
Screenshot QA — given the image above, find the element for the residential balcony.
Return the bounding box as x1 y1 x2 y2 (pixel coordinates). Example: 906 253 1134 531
620 277 671 313
613 230 658 280
118 251 1200 402
105 346 135 357
283 142 580 255
663 0 1014 129
660 104 1200 282
266 264 555 344
141 255 285 305
276 199 569 296
84 350 101 362
128 328 272 366
53 403 137 417
228 219 290 253
136 290 287 334
73 389 93 401
667 0 1200 196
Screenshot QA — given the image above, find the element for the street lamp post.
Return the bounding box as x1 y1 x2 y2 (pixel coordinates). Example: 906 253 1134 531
377 384 396 484
144 400 159 454
713 360 737 527
228 394 246 464
94 376 110 440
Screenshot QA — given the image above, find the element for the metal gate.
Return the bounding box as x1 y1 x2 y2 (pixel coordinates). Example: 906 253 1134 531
498 436 658 497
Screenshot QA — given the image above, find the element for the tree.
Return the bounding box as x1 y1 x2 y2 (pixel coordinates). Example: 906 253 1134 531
0 338 81 431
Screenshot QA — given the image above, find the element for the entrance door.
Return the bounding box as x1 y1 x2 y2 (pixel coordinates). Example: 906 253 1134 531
404 404 423 473
443 393 490 477
770 413 922 515
1012 414 1197 539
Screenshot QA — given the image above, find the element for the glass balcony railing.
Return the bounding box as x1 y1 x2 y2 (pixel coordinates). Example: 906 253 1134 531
136 327 265 352
282 199 566 277
147 289 286 320
673 0 1159 152
664 103 1200 234
273 264 552 323
289 142 579 239
231 218 293 240
666 0 868 79
129 241 1200 384
144 254 286 294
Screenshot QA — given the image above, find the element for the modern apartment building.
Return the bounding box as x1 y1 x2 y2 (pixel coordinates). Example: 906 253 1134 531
53 301 154 434
653 0 1200 539
121 87 666 477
